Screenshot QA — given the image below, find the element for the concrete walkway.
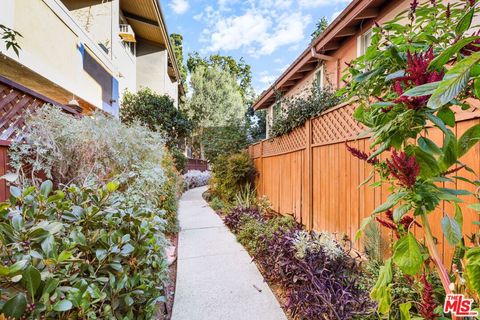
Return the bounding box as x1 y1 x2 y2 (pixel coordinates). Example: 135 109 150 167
171 186 287 320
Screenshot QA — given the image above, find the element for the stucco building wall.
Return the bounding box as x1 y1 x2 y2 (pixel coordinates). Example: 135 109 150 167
136 41 179 107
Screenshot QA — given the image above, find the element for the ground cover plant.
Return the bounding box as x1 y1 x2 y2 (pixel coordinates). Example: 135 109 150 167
343 0 480 316
222 202 375 319
1 106 182 319
183 170 211 190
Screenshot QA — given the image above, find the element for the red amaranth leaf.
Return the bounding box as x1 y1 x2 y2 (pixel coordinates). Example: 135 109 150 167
386 151 420 189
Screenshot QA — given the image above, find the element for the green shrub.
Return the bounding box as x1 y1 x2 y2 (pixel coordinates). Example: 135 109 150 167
270 84 342 138
9 106 165 187
209 197 225 212
120 88 191 149
9 107 182 236
210 152 256 203
4 106 183 318
201 122 249 164
0 181 168 319
169 146 188 173
233 184 257 209
236 216 265 254
160 150 182 234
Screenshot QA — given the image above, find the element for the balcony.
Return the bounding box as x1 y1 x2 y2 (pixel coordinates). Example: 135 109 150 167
119 24 136 43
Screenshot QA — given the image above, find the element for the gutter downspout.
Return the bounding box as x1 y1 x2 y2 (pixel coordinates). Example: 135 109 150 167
310 47 340 88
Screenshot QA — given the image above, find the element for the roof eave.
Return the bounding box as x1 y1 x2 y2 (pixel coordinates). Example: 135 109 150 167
252 0 380 111
153 0 182 86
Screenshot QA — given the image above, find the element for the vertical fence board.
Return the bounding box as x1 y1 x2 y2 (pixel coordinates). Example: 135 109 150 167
248 104 480 263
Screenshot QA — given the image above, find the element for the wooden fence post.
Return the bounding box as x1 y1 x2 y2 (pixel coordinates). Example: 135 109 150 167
260 140 264 196
305 119 313 229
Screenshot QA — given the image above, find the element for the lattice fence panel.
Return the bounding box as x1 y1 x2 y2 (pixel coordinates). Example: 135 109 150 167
0 79 78 142
263 125 306 156
251 143 262 158
312 103 366 145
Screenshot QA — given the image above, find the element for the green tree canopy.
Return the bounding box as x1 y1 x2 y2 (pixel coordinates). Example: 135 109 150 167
187 65 245 129
186 65 247 161
187 52 253 102
120 88 191 148
311 17 329 42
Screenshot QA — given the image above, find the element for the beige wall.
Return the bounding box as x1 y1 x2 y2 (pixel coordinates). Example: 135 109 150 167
62 0 114 56
136 40 179 107
0 0 119 114
0 0 181 113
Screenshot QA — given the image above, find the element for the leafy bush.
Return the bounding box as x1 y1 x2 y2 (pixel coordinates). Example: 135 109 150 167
236 214 296 256
0 181 168 319
120 88 191 149
183 170 211 189
201 122 249 164
209 197 226 212
233 184 257 209
4 106 183 318
342 0 480 313
224 207 263 233
223 205 373 319
210 152 256 203
161 150 183 234
270 84 342 138
9 106 165 187
169 147 188 173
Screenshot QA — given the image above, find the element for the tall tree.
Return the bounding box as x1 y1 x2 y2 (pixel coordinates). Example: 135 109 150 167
186 65 246 159
169 33 188 92
311 17 329 42
187 52 253 102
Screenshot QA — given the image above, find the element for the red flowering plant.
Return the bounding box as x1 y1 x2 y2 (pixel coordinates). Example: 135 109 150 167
342 0 480 317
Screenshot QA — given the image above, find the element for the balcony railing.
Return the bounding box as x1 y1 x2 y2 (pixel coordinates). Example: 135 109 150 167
119 24 136 42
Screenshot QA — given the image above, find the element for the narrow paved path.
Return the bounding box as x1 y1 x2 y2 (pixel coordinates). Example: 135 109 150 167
171 186 287 320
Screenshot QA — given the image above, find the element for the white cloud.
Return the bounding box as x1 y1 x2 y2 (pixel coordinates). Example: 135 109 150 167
276 64 289 72
260 74 276 84
198 2 311 57
169 0 189 14
298 0 348 8
207 11 271 52
257 12 310 55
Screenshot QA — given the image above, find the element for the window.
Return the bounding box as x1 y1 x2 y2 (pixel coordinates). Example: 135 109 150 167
315 65 325 89
357 29 372 57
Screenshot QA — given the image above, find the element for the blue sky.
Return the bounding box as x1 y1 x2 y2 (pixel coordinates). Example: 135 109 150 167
162 0 351 95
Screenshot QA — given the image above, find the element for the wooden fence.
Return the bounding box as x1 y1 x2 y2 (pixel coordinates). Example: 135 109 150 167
185 158 209 172
248 101 480 264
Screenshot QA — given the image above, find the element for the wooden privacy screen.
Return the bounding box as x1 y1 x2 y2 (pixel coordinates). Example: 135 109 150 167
0 75 78 141
0 76 79 201
248 102 480 264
